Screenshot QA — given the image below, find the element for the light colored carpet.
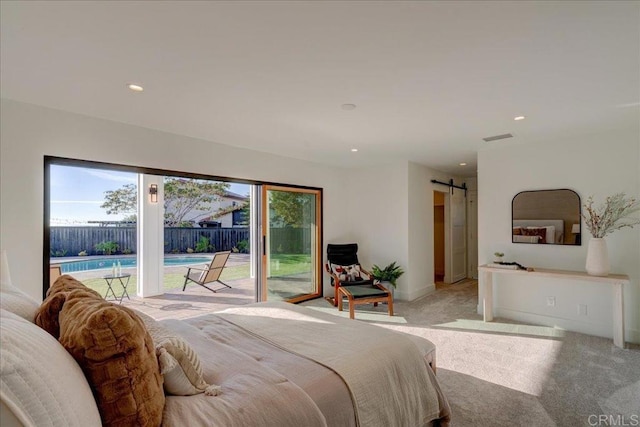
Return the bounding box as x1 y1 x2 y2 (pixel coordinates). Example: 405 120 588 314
303 280 640 426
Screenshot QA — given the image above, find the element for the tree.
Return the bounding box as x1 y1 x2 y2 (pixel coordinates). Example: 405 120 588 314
163 178 230 227
101 178 232 227
269 191 314 227
101 184 137 216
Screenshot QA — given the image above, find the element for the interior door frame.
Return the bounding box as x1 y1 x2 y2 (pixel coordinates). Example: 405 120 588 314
260 185 323 303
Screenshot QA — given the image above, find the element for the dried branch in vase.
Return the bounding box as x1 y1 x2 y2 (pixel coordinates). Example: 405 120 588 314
582 193 640 238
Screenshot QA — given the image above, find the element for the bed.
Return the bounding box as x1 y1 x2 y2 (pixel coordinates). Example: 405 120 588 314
512 219 565 244
0 275 451 427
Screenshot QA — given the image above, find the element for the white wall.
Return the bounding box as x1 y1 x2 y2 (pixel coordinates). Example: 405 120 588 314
465 177 478 279
0 99 348 299
342 162 411 297
478 131 640 343
344 161 465 301
0 98 474 305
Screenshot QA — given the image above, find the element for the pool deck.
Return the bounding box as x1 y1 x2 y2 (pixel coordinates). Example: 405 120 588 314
121 276 257 321
53 253 320 321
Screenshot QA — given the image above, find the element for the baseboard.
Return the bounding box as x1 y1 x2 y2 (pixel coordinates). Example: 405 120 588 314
397 283 436 302
495 307 630 342
626 328 640 345
137 290 164 298
476 306 640 345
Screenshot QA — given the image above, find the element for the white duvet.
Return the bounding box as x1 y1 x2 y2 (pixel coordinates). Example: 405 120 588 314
162 301 450 427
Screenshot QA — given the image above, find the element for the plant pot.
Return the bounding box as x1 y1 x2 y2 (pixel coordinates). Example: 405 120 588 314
586 237 610 276
378 281 395 299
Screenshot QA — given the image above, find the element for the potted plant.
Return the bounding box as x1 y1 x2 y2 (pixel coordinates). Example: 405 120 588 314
371 262 404 295
494 252 504 263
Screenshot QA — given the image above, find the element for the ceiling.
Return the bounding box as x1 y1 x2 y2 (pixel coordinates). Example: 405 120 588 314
1 1 638 176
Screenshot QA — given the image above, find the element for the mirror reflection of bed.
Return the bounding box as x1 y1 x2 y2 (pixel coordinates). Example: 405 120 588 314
513 219 564 244
512 189 581 245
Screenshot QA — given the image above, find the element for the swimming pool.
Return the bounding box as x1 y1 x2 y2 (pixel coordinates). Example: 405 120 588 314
60 256 212 273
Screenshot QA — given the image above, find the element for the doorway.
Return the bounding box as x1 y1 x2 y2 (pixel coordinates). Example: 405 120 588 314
261 185 322 303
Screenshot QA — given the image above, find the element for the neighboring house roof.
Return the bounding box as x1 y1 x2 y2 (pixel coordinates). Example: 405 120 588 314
198 204 246 223
224 191 248 201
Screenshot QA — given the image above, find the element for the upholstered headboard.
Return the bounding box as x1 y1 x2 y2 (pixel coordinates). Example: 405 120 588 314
513 219 564 244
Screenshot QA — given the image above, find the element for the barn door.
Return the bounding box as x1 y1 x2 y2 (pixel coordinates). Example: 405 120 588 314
448 188 467 283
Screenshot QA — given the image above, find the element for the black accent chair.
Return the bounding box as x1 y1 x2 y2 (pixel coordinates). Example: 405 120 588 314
325 243 390 309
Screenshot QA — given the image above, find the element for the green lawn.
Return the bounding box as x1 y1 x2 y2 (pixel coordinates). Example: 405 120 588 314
80 253 311 297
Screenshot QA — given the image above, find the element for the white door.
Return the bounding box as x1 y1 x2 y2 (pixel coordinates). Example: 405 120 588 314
449 189 467 283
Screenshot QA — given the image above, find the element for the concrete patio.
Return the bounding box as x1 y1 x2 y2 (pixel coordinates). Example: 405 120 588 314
59 252 316 320
121 276 257 320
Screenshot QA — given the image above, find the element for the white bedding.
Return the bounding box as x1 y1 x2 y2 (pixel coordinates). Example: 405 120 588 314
162 302 450 427
161 317 327 427
513 219 564 244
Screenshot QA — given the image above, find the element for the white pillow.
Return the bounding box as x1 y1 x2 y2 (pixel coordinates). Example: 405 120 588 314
0 251 39 322
0 309 102 427
198 264 210 283
330 263 369 281
0 250 11 289
134 310 221 396
513 235 541 243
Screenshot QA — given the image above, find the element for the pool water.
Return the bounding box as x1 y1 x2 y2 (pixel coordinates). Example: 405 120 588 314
60 256 212 273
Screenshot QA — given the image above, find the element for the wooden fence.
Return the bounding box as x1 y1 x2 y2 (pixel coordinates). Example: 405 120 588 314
50 226 310 256
50 227 250 256
268 227 312 254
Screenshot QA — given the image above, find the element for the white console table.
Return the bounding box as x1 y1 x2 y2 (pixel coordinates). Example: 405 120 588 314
478 264 630 348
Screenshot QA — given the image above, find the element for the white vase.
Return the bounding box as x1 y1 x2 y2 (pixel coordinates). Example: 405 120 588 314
586 237 610 276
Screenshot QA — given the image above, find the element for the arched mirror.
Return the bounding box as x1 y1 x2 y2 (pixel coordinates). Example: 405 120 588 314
512 189 581 245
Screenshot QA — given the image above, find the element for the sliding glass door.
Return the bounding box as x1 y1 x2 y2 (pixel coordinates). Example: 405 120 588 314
261 185 322 303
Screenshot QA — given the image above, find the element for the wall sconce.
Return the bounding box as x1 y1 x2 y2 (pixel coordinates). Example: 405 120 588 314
149 184 158 203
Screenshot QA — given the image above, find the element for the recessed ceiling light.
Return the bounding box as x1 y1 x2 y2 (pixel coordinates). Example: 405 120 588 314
351 148 358 152
342 104 356 110
127 83 144 92
514 116 525 121
459 162 467 166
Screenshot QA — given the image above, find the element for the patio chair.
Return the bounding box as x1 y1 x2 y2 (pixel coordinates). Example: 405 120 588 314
182 251 232 293
325 244 392 317
50 264 62 287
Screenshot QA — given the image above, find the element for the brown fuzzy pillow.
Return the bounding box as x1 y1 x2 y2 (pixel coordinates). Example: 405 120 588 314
522 227 547 244
35 275 103 338
36 276 165 427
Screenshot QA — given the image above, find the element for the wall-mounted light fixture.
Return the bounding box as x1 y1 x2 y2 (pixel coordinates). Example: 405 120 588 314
149 184 158 203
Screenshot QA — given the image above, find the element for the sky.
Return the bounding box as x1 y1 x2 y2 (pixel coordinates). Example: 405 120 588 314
50 165 250 225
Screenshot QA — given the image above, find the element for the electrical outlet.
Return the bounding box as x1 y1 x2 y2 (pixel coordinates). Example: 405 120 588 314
546 296 556 307
578 304 588 316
